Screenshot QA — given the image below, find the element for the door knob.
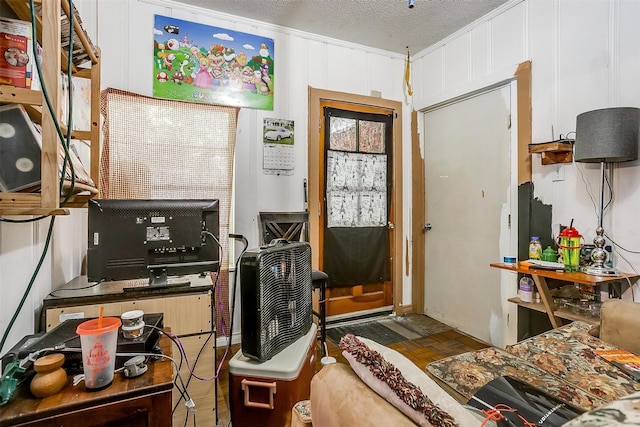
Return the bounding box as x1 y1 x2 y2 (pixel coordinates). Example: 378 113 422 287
423 223 432 232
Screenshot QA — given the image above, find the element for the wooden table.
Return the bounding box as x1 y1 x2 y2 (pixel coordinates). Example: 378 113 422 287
0 333 174 427
491 262 639 328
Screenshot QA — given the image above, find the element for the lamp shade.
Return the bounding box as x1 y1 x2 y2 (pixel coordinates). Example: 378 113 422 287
575 107 640 163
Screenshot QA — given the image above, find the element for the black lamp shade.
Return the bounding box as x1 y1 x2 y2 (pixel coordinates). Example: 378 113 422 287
575 107 640 163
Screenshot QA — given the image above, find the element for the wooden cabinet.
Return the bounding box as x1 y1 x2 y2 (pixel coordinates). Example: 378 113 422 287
0 0 101 215
42 275 217 427
0 333 174 427
491 262 639 328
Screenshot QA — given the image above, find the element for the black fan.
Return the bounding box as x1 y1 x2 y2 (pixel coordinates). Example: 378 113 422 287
239 240 312 362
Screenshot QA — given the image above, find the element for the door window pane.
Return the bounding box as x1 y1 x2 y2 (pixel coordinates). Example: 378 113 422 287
359 120 385 153
329 117 357 151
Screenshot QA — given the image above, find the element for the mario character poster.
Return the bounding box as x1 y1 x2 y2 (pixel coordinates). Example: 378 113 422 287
153 15 274 110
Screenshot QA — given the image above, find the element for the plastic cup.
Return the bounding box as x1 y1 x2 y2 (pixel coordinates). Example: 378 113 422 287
76 317 121 390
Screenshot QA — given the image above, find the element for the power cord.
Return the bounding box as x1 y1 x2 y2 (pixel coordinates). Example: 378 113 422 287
1 0 80 351
0 217 55 353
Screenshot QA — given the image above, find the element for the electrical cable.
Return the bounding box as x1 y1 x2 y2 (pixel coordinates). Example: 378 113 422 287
47 279 106 298
1 0 78 224
0 0 82 353
0 217 55 353
216 233 249 423
157 230 223 421
573 144 638 301
144 325 192 412
226 233 249 352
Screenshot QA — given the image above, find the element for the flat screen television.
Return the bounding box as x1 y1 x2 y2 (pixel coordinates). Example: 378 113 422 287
87 199 220 287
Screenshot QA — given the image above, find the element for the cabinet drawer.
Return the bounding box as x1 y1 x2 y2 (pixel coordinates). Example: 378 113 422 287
45 292 212 336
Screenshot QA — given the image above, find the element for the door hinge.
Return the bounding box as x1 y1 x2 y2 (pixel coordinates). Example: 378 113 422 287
319 118 322 132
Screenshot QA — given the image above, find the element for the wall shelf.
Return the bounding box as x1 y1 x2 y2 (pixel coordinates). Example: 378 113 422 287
528 140 574 165
0 0 100 216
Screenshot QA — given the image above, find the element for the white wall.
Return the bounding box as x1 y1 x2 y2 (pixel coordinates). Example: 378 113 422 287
0 0 411 353
413 0 640 343
4 0 639 353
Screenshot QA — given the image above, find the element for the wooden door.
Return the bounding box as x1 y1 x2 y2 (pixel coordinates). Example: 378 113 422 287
319 100 395 317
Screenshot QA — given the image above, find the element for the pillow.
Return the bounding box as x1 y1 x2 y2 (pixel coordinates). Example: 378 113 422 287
340 334 480 427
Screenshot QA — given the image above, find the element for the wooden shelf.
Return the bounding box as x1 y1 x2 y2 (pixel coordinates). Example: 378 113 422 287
0 0 101 215
490 262 637 287
528 141 574 164
493 262 639 331
507 297 599 326
0 85 43 105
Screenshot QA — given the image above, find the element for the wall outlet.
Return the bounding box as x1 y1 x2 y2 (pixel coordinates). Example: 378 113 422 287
552 165 565 182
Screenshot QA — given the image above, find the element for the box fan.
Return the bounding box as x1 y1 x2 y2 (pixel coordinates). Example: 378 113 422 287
240 240 313 362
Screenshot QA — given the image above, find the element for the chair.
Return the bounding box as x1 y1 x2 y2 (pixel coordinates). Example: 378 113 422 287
258 211 328 354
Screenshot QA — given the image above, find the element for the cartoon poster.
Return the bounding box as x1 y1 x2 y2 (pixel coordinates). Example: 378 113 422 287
153 15 274 110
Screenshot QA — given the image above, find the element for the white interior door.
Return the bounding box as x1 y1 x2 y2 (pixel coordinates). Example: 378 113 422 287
423 85 511 345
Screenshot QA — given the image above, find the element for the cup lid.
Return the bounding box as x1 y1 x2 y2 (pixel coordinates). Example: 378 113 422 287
121 321 146 331
76 317 121 335
121 310 144 320
559 226 582 238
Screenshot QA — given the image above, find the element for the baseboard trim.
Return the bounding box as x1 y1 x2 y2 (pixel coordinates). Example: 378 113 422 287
326 306 393 327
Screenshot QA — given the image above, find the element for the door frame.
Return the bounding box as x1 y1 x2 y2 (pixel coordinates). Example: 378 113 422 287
308 87 404 315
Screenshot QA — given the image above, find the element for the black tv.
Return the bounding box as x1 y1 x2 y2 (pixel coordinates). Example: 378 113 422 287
87 199 220 287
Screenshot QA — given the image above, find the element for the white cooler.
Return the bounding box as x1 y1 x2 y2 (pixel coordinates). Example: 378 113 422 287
229 324 317 427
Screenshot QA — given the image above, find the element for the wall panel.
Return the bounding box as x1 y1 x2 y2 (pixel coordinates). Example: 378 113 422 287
617 0 640 106
557 1 610 115
528 0 556 142
326 44 357 94
443 34 470 90
471 24 490 81
491 3 526 72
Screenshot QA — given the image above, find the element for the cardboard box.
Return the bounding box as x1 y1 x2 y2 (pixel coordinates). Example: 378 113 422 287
0 17 34 88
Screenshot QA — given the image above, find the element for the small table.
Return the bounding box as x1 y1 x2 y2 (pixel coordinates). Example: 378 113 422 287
0 333 174 427
491 262 639 328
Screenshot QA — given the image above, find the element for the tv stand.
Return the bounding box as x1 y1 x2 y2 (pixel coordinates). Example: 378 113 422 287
148 266 191 288
146 261 219 289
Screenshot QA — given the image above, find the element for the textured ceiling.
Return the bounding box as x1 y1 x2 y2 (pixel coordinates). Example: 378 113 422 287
171 0 510 54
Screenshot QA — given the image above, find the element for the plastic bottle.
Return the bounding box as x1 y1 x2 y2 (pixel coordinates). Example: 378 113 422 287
519 277 534 303
529 236 542 260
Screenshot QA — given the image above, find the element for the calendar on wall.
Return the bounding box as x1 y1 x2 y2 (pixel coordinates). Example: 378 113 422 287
263 118 295 175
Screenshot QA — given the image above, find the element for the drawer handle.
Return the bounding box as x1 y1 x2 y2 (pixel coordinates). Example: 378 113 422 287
241 379 276 409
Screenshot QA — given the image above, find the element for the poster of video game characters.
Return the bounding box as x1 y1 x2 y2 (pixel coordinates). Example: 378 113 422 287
153 15 274 110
